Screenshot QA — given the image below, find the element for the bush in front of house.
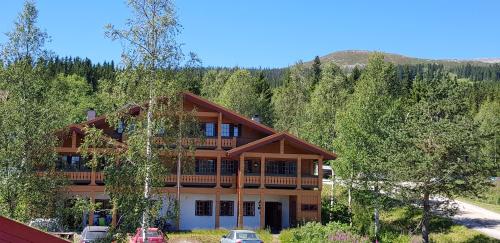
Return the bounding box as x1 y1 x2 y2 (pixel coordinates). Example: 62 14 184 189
279 222 369 243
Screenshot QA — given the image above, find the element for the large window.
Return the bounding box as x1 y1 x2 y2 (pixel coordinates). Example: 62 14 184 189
221 124 230 137
265 161 296 176
221 160 237 175
57 156 89 171
195 159 215 175
204 123 215 137
195 200 212 216
243 201 255 216
220 201 234 216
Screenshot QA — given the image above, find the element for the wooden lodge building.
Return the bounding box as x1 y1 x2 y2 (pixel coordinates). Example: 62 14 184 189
55 92 336 231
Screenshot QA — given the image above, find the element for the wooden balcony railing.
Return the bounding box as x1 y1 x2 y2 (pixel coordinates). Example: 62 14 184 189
244 176 261 184
221 175 236 184
163 175 216 184
63 171 92 181
265 176 297 185
301 177 319 187
181 138 236 148
95 172 105 182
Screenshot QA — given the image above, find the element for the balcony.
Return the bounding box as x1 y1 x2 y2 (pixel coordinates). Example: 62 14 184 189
180 137 237 148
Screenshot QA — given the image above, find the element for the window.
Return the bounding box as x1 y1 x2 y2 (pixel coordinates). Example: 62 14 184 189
301 204 318 211
245 160 260 174
204 123 215 137
243 201 255 216
195 200 212 216
233 124 241 137
221 160 237 175
195 159 215 175
221 124 230 137
220 201 234 216
265 161 296 176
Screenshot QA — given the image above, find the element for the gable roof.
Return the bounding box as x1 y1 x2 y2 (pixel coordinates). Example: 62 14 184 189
182 92 275 135
227 132 336 160
0 216 70 243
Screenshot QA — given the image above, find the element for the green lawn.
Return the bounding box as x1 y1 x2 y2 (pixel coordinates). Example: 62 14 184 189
168 229 272 243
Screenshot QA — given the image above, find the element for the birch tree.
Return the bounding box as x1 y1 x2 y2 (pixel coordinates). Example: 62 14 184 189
81 0 199 239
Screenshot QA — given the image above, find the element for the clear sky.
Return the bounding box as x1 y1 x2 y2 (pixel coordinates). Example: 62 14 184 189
1 0 499 68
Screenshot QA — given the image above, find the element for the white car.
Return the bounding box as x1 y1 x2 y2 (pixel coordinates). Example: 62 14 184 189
220 230 263 243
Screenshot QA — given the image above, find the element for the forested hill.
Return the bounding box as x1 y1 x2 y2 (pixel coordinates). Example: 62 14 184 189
306 50 498 69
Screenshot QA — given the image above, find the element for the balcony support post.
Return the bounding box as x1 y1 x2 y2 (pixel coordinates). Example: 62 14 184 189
215 189 220 229
71 130 77 149
317 157 323 221
297 156 302 190
260 156 265 189
296 193 301 224
88 194 95 226
216 156 221 188
217 113 222 150
237 155 244 228
260 192 265 229
90 168 96 186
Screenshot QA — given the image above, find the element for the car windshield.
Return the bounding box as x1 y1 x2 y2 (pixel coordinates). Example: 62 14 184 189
237 233 258 239
86 231 107 239
145 230 160 237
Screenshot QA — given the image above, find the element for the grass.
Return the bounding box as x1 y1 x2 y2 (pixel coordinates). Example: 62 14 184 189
167 229 272 243
459 180 500 214
380 206 499 243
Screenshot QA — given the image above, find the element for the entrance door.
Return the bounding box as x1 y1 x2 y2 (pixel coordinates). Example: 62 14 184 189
265 202 282 233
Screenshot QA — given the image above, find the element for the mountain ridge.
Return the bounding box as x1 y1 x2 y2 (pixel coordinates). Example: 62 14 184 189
306 50 499 68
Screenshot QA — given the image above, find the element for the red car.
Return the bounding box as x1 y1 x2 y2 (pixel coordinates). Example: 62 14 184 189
129 228 167 243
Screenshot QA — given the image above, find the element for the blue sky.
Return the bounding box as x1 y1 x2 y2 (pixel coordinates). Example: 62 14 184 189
1 0 499 68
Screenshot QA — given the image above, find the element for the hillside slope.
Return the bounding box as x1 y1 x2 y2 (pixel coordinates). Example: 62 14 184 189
307 50 497 68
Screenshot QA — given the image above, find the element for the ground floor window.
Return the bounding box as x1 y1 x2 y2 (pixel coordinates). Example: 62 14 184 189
243 201 255 216
195 200 212 216
220 201 234 216
301 204 318 211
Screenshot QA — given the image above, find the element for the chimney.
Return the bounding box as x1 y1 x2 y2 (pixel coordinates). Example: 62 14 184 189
87 109 96 121
251 114 260 123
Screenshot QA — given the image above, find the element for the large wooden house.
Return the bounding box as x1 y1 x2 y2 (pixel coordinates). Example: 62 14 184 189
55 92 336 231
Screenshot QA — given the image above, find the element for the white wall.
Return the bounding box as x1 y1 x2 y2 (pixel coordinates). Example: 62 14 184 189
160 193 290 230
179 193 215 230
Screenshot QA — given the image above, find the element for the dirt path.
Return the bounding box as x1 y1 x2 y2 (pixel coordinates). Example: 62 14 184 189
453 200 500 240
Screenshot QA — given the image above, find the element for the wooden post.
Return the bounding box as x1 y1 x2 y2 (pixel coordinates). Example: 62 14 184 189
216 156 221 188
297 156 302 190
88 195 95 226
318 157 323 191
215 190 220 229
71 130 77 149
296 194 301 225
260 193 265 229
260 156 265 189
111 201 117 227
90 167 96 186
280 139 284 154
237 155 244 228
217 113 222 150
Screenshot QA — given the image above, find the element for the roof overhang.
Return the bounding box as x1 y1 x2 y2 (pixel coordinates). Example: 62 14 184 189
227 132 336 160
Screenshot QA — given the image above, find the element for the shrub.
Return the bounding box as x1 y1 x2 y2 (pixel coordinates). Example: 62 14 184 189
279 222 369 243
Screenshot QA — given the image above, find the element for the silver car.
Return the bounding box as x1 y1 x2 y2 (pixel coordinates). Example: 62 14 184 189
81 226 109 243
220 230 263 243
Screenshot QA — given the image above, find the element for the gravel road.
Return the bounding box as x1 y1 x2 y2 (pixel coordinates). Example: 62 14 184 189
453 200 500 240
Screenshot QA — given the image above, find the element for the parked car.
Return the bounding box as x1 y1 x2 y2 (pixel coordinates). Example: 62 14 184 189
220 230 262 243
130 228 167 243
80 226 109 243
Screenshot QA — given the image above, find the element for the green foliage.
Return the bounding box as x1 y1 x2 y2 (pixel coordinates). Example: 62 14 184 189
279 222 369 243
